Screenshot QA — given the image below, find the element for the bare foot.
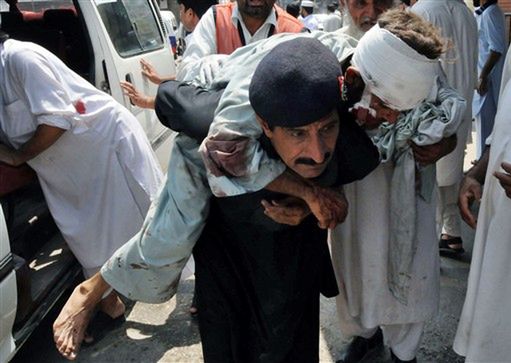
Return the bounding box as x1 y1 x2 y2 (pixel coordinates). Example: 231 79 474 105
53 272 110 360
99 290 125 319
53 285 96 360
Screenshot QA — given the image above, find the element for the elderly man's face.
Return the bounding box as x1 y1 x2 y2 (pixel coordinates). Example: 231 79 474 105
353 93 401 129
260 111 340 179
237 0 276 20
344 66 401 128
342 0 393 32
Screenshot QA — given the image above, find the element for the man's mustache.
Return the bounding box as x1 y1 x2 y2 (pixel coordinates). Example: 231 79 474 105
295 152 331 166
361 16 376 26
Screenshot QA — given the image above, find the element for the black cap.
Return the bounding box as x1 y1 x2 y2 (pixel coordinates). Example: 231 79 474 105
249 37 342 128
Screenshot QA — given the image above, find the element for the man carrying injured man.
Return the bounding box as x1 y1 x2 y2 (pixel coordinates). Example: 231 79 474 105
53 10 465 362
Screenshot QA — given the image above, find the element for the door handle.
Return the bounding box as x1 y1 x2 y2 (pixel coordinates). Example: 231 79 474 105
125 74 135 106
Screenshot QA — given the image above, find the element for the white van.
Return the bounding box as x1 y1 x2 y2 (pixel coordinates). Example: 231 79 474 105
0 0 176 361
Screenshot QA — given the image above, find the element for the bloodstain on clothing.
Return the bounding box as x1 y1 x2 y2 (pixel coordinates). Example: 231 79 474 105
74 100 86 114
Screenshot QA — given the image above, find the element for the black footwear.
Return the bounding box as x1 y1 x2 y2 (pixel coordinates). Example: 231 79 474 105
336 328 383 363
439 236 464 258
390 349 417 363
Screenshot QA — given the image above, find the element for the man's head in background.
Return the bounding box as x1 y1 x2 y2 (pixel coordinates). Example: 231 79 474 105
286 1 301 17
327 2 338 13
300 0 315 17
178 0 217 32
339 0 394 32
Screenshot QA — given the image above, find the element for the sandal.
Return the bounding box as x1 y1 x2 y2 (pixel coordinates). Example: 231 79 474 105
439 236 465 258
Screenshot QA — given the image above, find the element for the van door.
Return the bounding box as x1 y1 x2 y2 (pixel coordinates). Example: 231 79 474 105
0 204 17 363
77 0 175 169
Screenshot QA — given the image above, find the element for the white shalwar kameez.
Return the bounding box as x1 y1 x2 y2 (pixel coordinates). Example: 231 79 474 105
472 3 506 158
322 13 343 32
176 4 279 81
330 93 465 360
412 0 478 238
302 14 319 31
328 23 462 361
0 40 163 276
453 66 511 363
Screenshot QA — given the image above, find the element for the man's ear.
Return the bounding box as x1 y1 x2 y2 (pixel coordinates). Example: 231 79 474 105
345 66 361 85
344 66 365 104
257 116 273 138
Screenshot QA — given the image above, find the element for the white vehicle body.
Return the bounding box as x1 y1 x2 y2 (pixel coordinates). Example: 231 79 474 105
160 10 178 55
0 0 176 361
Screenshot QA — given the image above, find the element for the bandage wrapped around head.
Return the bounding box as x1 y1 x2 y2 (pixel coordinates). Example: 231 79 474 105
351 24 439 111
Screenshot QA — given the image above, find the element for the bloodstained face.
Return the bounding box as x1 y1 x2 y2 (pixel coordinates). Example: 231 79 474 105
351 92 401 129
344 66 401 129
259 111 340 179
237 0 276 20
343 0 394 32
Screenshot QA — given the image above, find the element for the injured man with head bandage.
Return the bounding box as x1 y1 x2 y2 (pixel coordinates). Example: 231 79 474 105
53 9 464 361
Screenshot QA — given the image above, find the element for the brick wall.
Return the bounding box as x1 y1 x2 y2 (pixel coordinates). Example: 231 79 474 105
500 0 511 13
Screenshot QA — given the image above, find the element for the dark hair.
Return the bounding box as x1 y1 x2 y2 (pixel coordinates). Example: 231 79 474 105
177 0 217 18
302 6 314 15
378 9 445 59
0 30 9 43
286 1 300 17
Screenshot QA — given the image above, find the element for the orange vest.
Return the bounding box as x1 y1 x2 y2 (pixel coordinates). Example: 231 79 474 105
213 3 304 55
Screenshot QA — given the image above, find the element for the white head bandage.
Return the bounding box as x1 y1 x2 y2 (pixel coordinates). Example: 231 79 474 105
351 24 439 111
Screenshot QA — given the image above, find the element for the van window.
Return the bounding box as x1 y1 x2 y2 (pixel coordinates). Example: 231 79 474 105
2 0 74 12
94 0 164 58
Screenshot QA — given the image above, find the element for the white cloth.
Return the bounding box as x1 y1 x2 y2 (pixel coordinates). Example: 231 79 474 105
485 44 511 147
101 30 357 302
371 81 465 302
328 31 465 344
453 64 511 362
498 45 511 102
336 308 425 362
176 4 278 81
330 163 439 332
321 13 343 32
0 40 163 275
338 14 366 41
200 30 357 196
472 3 506 158
102 134 208 303
437 184 461 237
352 24 439 112
412 0 478 187
302 14 319 31
383 322 425 361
